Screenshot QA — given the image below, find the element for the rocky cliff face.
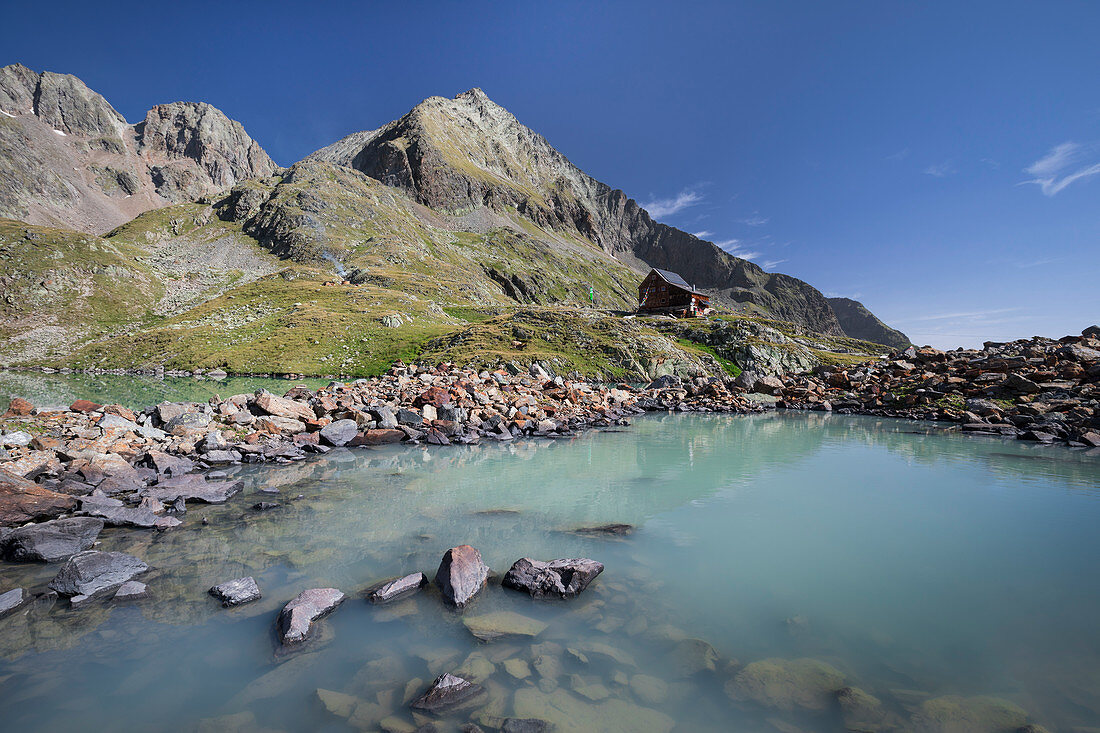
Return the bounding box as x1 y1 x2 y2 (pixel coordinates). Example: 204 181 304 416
308 89 848 335
0 64 276 234
827 297 910 349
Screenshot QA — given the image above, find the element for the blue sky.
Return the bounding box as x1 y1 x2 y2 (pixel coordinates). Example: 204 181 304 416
3 1 1098 347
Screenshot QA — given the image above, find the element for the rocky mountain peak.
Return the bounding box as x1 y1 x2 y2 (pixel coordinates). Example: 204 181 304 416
0 63 126 138
0 63 276 233
827 297 911 349
308 88 856 335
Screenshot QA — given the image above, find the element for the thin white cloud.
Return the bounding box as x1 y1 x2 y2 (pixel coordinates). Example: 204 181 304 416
924 161 956 177
762 259 787 270
715 239 761 260
1024 141 1100 195
893 307 1020 324
824 291 863 300
692 230 714 238
642 190 703 218
740 215 769 227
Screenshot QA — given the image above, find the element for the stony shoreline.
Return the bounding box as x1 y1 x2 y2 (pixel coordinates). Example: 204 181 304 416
2 328 1098 535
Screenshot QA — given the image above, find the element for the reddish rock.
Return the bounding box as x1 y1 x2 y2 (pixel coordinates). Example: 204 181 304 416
102 404 137 422
435 544 489 610
416 386 452 408
253 391 315 422
2 397 34 417
349 429 405 445
70 399 102 413
0 468 77 527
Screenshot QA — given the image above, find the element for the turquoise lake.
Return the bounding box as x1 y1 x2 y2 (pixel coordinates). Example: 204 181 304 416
1 411 1098 731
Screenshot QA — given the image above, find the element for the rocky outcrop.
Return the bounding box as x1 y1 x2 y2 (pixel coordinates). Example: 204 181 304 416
0 63 275 234
827 297 910 349
501 557 604 599
308 89 865 336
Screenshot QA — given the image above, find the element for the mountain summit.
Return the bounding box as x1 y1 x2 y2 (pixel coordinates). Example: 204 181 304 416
309 89 845 335
0 64 276 234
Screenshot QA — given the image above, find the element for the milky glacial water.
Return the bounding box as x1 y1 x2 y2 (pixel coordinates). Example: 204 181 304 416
1 412 1098 732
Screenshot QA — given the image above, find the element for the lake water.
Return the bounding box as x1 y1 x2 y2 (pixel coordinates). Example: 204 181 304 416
0 371 328 413
1 412 1098 732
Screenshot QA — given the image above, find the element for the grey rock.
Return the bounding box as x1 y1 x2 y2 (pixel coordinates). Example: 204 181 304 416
48 550 148 597
0 587 27 616
209 576 262 607
0 517 104 562
113 580 147 600
409 673 486 714
144 475 243 504
319 419 358 446
502 557 604 599
501 720 552 733
277 588 345 645
435 545 489 610
165 412 212 434
79 494 161 528
0 431 32 447
145 450 194 476
367 572 427 604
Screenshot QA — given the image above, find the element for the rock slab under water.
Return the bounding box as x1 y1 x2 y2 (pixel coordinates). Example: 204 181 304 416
0 587 27 616
502 557 604 599
436 545 489 609
277 587 345 645
409 673 486 714
47 550 149 597
367 572 427 604
0 516 104 562
210 577 262 607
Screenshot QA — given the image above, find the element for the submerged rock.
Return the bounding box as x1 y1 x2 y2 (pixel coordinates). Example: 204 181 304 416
669 638 719 677
836 686 887 729
143 475 243 504
277 587 345 645
409 673 486 714
462 611 548 641
209 577 262 607
570 523 634 537
435 545 489 609
0 516 104 561
367 572 428 604
726 657 845 712
501 720 552 733
910 695 1028 733
501 557 604 599
512 687 674 733
48 550 148 597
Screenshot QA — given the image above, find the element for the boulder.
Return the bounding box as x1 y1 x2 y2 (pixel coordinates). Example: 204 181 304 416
79 494 166 529
0 587 27 616
836 686 887 730
70 399 102 413
409 673 486 714
145 450 194 476
0 431 32 447
367 572 427 604
435 545 489 609
752 376 785 395
143 475 243 504
350 428 406 445
254 391 315 422
501 557 604 599
319 419 358 446
209 576 262 607
277 587 346 645
48 550 148 597
569 523 634 537
2 397 34 417
0 467 77 526
0 516 104 561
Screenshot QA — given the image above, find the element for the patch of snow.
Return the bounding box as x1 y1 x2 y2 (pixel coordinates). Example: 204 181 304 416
53 129 67 136
0 110 15 118
125 194 131 198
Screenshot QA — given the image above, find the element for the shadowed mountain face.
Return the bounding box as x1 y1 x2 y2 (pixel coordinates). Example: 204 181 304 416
0 64 276 234
307 89 847 336
827 297 911 349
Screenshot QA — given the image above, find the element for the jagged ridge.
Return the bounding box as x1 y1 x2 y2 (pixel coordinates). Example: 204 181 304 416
0 64 276 234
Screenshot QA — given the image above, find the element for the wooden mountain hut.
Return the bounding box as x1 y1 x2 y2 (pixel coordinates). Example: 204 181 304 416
637 268 711 317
